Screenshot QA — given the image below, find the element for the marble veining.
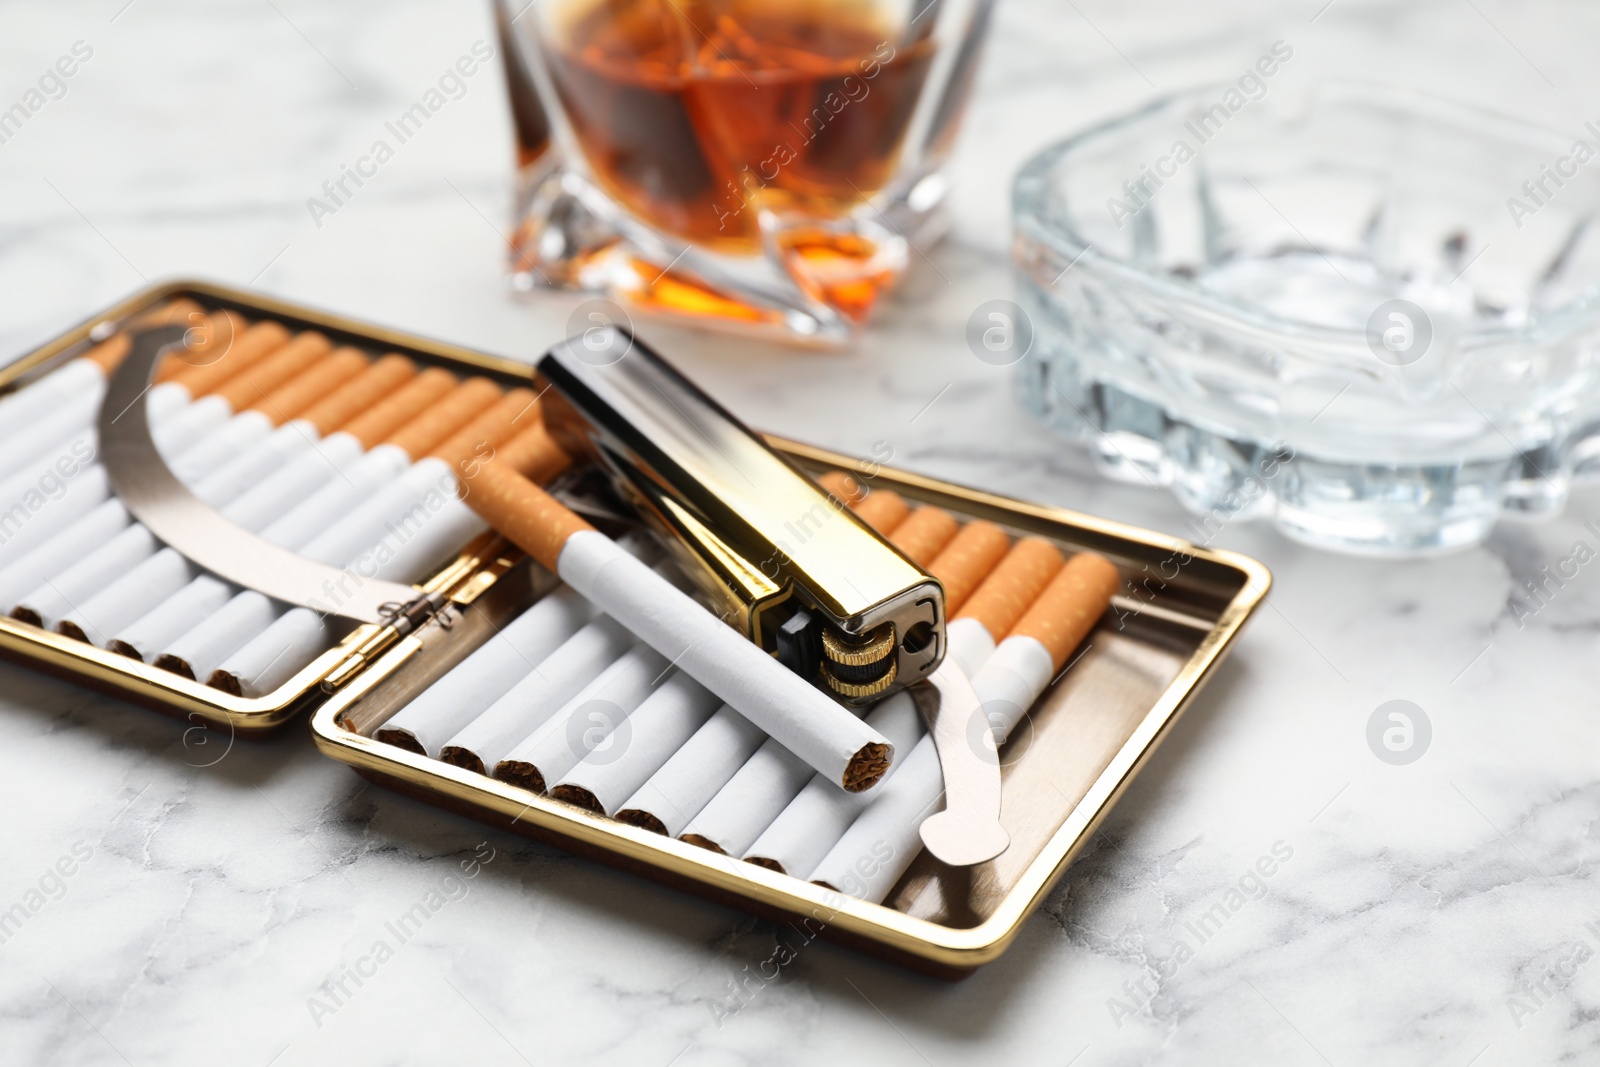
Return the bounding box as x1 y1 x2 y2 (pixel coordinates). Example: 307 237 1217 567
4 0 1600 1064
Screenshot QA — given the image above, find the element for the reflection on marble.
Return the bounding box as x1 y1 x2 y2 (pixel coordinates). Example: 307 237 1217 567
3 0 1600 1064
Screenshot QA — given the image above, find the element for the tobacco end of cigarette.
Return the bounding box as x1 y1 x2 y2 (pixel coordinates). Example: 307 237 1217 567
438 746 486 774
680 834 727 854
492 759 547 794
9 606 43 628
889 505 960 566
816 470 865 505
955 535 1065 640
205 669 241 695
549 784 604 813
852 488 909 534
744 856 786 874
615 809 668 835
842 741 893 793
1010 551 1121 671
152 654 195 680
374 727 426 756
107 640 145 662
55 620 90 644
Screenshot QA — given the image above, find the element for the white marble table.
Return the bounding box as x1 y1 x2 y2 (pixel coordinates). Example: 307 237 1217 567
3 1 1600 1064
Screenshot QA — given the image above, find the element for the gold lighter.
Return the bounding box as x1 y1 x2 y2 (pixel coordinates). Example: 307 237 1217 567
535 330 944 704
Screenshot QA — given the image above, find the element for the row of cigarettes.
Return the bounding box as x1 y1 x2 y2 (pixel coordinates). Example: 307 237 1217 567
377 464 1118 905
0 300 566 696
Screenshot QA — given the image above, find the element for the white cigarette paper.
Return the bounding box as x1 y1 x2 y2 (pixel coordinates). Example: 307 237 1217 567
557 530 890 791
678 738 813 856
0 359 105 448
809 634 1056 902
551 671 722 816
495 644 668 791
0 501 129 615
374 585 596 756
437 614 632 768
616 705 767 835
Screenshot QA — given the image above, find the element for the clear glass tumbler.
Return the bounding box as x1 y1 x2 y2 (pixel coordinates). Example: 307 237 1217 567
494 0 995 346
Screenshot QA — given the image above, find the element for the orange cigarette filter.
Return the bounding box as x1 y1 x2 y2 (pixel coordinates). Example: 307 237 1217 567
427 387 538 468
245 348 368 424
161 314 292 396
339 366 458 449
206 330 334 410
80 298 209 378
1007 552 1121 670
888 505 960 566
493 421 571 486
955 536 1065 640
297 354 416 436
926 520 1011 614
150 303 245 383
462 461 592 572
852 486 909 534
816 470 866 506
384 376 503 458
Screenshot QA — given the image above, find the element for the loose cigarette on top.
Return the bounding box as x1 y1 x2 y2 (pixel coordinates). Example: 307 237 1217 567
436 614 633 770
456 461 894 792
810 551 1120 900
374 586 597 754
207 396 564 698
615 705 767 835
549 671 723 816
50 357 418 653
493 644 669 794
155 376 501 681
743 527 1025 876
48 352 372 642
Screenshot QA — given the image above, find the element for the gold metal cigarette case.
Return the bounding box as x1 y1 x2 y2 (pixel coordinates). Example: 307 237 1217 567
0 280 1270 977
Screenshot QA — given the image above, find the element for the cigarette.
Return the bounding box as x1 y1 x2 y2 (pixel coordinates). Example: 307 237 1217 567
0 314 246 566
371 585 596 755
743 687 927 875
945 536 1063 673
206 392 560 698
7 350 419 639
814 470 866 506
743 523 1023 876
492 643 669 794
548 671 723 815
0 301 227 454
8 342 349 627
456 462 895 791
852 485 910 534
678 737 814 855
47 350 371 642
46 357 418 655
372 593 608 759
151 376 495 679
887 506 960 566
0 298 206 450
615 705 767 835
809 551 1120 901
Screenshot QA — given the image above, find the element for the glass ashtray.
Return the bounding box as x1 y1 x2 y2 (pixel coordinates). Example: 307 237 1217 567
1013 81 1600 555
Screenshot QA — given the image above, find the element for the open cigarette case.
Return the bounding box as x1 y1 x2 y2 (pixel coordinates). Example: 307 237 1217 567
0 280 1269 977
